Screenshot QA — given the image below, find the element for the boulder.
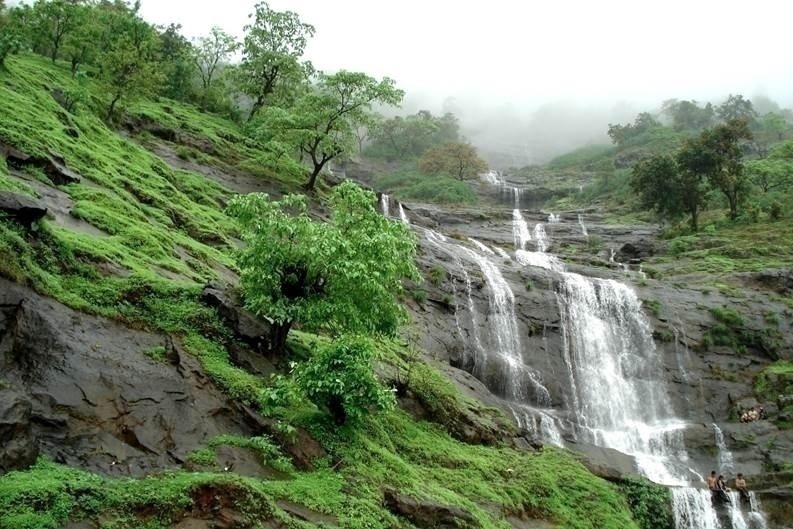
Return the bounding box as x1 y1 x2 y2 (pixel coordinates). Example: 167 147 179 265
615 239 655 263
566 441 638 482
0 390 39 474
740 269 793 295
200 283 274 353
383 489 478 529
0 192 47 227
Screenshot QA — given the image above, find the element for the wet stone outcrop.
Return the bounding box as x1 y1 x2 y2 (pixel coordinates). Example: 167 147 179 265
0 191 47 227
0 278 266 476
383 489 478 529
1 140 81 186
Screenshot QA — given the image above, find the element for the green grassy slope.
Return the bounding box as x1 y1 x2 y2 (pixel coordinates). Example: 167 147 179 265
0 54 661 529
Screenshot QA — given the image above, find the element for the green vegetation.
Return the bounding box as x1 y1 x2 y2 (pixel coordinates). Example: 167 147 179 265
295 335 395 425
228 182 419 352
366 110 460 161
701 306 782 358
754 360 793 401
418 141 488 181
617 476 674 529
373 168 478 204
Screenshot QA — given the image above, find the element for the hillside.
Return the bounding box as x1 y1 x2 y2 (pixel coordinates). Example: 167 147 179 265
0 54 666 529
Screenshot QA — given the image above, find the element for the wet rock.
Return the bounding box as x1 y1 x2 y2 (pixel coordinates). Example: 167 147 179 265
615 239 655 263
0 279 263 476
239 406 326 470
0 389 39 474
276 500 337 526
200 283 274 354
738 269 793 295
0 191 47 227
0 140 80 186
567 441 638 482
383 488 478 529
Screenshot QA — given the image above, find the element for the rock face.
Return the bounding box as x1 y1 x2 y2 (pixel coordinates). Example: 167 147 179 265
0 191 47 227
383 489 478 529
0 279 266 476
0 389 39 473
1 140 81 186
200 282 273 354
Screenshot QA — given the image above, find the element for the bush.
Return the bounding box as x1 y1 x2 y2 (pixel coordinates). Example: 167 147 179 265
618 476 673 529
770 201 783 220
295 336 395 425
373 169 477 204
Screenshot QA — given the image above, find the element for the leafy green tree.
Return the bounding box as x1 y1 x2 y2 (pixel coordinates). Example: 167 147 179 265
759 112 790 142
607 112 662 146
368 110 461 161
98 15 163 120
254 71 403 190
156 23 195 101
193 26 238 91
295 336 395 425
418 142 488 180
745 159 793 193
227 181 419 353
717 94 757 124
631 153 707 230
687 119 753 220
239 1 315 119
30 0 82 62
661 99 714 131
61 3 98 76
0 2 24 69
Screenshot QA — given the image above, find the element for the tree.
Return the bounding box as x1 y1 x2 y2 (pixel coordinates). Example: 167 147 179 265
239 1 315 119
745 159 793 193
0 3 24 69
254 71 403 190
691 119 753 220
631 153 707 230
193 26 238 91
607 112 661 146
61 3 98 76
368 110 461 161
717 94 757 124
759 112 790 142
418 142 488 180
98 16 163 120
661 99 714 131
295 336 395 425
30 0 82 62
156 23 195 100
227 181 419 354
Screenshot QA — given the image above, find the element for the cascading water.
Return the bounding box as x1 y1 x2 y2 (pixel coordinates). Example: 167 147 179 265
578 214 588 236
533 223 549 252
713 424 734 475
381 193 390 217
398 203 410 224
512 189 531 251
548 213 561 223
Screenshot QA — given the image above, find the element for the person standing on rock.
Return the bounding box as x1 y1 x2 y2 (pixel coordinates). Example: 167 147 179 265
707 471 718 492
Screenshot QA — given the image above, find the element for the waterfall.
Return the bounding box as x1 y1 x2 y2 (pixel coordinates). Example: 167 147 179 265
493 246 511 259
713 424 734 475
512 190 532 250
380 193 390 217
533 224 549 252
578 214 588 236
548 213 561 223
398 203 409 224
468 238 496 256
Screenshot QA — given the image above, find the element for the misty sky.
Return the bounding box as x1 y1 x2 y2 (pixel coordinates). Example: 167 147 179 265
137 0 793 163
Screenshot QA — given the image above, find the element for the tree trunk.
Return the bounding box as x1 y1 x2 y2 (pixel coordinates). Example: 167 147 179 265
304 163 323 191
689 208 699 231
105 94 122 122
728 193 739 220
270 321 292 356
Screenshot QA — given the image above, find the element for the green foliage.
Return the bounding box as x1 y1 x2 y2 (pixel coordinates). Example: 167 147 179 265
547 144 614 170
428 265 446 286
0 4 24 68
295 335 395 425
418 142 488 181
617 476 673 529
144 345 167 362
228 182 419 349
189 434 293 472
754 360 793 401
702 306 782 358
608 112 662 146
254 70 403 189
373 168 477 204
239 1 315 117
193 26 239 91
661 99 715 131
367 110 460 161
632 152 706 230
717 94 757 124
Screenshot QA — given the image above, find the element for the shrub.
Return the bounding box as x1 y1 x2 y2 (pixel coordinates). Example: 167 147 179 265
770 201 783 220
295 336 395 425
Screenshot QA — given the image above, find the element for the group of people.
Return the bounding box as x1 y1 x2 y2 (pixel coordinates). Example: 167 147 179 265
708 471 751 504
740 406 767 423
